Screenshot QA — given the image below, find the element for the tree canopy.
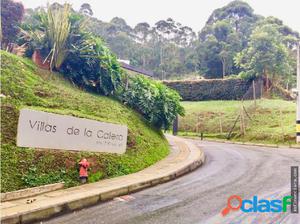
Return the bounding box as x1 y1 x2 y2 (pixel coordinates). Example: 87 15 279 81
6 0 300 86
235 22 293 88
1 0 25 48
196 0 298 83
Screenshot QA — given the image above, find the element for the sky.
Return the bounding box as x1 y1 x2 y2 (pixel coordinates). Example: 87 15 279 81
19 0 300 32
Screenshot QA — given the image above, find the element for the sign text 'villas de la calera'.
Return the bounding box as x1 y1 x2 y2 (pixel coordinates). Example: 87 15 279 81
17 109 128 154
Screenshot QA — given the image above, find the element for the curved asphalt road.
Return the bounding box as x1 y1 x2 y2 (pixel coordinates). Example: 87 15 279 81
45 139 300 224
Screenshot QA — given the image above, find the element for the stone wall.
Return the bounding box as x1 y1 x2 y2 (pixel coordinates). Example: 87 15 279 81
164 79 263 101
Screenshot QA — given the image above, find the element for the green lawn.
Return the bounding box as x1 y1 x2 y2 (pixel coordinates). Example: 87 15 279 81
179 99 296 145
0 51 169 192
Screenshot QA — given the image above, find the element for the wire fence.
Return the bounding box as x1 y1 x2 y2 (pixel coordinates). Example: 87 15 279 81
175 79 295 144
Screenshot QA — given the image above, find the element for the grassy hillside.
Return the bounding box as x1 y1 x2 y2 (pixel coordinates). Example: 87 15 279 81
0 51 169 192
179 99 295 145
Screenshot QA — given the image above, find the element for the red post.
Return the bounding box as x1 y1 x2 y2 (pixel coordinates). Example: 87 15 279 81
79 158 90 184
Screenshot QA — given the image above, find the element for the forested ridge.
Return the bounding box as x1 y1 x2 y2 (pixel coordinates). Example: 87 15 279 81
23 1 299 87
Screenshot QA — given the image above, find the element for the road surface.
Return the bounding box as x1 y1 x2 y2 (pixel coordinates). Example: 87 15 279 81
45 140 300 224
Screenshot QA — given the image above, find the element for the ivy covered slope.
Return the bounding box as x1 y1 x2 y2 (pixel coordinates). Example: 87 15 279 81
1 51 169 193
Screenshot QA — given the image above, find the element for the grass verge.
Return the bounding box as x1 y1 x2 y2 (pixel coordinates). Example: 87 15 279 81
179 99 296 145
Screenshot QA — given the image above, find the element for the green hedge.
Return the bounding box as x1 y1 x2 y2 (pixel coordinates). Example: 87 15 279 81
164 79 258 101
121 76 184 130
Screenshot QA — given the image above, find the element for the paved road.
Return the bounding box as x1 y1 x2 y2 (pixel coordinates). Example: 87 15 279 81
45 140 300 224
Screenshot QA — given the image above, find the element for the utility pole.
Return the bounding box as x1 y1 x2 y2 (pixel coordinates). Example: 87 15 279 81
297 42 300 143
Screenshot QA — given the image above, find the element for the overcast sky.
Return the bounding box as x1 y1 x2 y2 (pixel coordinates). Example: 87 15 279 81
19 0 300 32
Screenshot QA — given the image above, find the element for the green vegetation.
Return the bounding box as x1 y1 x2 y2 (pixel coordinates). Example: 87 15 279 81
60 33 122 96
122 76 184 130
20 5 122 96
61 1 298 83
1 0 24 48
197 1 259 78
37 3 71 70
163 78 251 101
18 5 183 129
5 1 300 83
235 22 293 87
0 51 169 192
179 99 295 145
197 1 298 87
85 16 198 79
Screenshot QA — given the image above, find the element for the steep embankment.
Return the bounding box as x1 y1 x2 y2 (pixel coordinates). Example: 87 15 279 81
0 51 169 192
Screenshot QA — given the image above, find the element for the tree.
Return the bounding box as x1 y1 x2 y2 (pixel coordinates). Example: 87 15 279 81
201 0 259 43
197 35 222 78
197 1 259 78
134 22 151 43
234 23 292 91
79 3 93 16
206 0 255 25
110 17 132 34
219 31 242 78
214 20 241 77
154 18 196 47
1 0 24 48
81 14 198 78
257 16 299 49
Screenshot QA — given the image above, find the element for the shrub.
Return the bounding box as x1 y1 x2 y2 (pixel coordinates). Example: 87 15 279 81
122 76 184 130
60 33 122 95
238 71 256 80
20 7 122 96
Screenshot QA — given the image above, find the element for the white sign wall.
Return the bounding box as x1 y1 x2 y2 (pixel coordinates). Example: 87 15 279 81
17 109 128 154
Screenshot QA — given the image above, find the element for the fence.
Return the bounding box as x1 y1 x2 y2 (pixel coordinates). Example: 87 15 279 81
178 101 294 143
174 80 295 144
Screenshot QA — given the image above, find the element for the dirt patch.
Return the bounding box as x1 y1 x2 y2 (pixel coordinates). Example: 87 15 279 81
255 108 273 114
34 88 54 98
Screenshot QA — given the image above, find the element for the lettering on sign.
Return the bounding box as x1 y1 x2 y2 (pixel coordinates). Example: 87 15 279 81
17 109 128 154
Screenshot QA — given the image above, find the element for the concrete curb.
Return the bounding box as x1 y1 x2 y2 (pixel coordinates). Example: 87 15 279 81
1 183 65 202
1 135 205 224
182 136 282 148
289 145 300 149
183 136 300 149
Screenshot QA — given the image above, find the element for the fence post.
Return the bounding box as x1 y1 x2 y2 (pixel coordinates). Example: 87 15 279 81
240 106 246 136
172 115 178 136
219 112 223 135
252 80 256 109
260 79 264 99
279 108 285 142
197 115 200 136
